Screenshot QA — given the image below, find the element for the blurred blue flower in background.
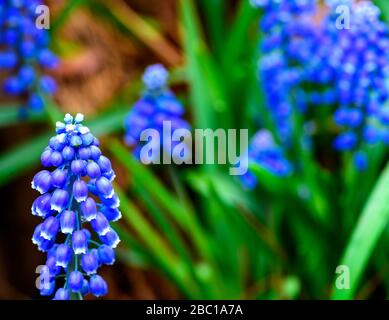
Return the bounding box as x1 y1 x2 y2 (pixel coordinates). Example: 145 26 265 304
32 113 121 299
253 0 319 147
124 64 191 161
241 130 292 189
253 0 389 171
0 0 58 115
321 0 389 154
353 150 368 171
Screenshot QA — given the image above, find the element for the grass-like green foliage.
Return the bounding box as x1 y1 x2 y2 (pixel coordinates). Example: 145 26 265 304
0 0 389 299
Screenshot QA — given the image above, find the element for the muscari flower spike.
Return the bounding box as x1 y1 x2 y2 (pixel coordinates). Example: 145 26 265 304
253 0 389 171
252 0 319 147
32 113 121 300
241 130 293 190
0 0 58 116
124 64 191 162
320 0 389 166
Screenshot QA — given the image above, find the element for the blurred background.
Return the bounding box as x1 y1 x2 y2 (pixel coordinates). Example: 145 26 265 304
0 0 389 300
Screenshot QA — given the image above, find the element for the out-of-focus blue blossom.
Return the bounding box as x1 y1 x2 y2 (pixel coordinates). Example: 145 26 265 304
325 0 353 8
253 0 319 147
321 0 389 153
253 0 389 170
353 150 368 171
124 64 191 162
241 130 293 189
0 0 58 115
333 131 358 151
251 0 316 12
31 113 121 300
142 64 169 92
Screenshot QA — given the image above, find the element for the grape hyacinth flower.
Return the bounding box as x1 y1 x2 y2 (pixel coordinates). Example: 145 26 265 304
124 64 191 162
252 0 319 147
321 0 389 155
253 0 389 171
32 113 121 300
241 130 292 190
0 0 58 115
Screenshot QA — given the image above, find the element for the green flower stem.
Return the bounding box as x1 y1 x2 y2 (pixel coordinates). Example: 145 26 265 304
0 105 46 127
292 110 331 226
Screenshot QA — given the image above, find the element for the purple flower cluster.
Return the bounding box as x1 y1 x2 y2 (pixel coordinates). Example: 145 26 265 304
253 0 389 171
0 0 58 115
31 113 121 300
321 0 389 155
241 130 292 190
253 0 319 147
124 64 191 161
